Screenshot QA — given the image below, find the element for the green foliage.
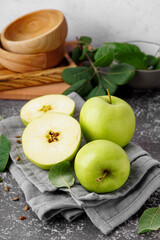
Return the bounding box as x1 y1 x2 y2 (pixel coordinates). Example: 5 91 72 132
0 134 10 172
62 67 94 85
94 46 114 67
87 85 106 99
154 58 160 70
105 42 148 70
105 64 135 85
0 177 3 182
78 36 92 45
62 37 159 98
48 161 75 190
63 79 93 97
138 207 160 234
0 115 3 121
79 45 89 61
147 55 158 68
72 46 82 64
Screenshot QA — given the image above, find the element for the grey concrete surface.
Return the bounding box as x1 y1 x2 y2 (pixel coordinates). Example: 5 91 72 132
0 87 160 240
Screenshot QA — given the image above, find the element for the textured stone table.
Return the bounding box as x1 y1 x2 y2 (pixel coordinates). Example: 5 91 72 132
0 87 160 240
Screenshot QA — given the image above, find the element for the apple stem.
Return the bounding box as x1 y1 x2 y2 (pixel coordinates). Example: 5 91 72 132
96 171 107 182
107 89 112 104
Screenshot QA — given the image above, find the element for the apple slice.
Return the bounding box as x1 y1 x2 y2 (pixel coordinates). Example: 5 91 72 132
22 112 81 170
20 94 75 126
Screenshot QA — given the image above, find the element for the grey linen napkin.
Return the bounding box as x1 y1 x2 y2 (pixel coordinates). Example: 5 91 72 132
1 92 160 235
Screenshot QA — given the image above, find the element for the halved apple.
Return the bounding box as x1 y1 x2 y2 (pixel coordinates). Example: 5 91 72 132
22 112 81 170
20 94 75 126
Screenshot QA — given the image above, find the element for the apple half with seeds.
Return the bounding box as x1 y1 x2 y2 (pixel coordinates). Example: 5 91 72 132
20 94 75 126
22 112 81 170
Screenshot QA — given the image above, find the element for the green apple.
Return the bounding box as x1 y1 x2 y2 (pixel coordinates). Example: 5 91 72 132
20 94 75 126
22 112 81 170
79 95 135 147
74 139 130 193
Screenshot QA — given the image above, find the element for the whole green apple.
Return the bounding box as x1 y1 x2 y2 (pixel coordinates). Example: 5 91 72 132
79 95 135 147
22 112 81 170
74 139 130 193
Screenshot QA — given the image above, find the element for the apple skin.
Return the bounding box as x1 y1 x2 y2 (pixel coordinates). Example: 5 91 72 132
79 95 135 147
74 139 130 193
24 142 80 170
22 112 81 170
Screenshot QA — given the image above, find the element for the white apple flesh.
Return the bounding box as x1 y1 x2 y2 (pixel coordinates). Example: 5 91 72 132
22 112 81 170
20 94 75 126
74 139 130 193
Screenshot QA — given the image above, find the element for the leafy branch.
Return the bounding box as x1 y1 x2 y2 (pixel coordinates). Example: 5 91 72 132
62 36 160 99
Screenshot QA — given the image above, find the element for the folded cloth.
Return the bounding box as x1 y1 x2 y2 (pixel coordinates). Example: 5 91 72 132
1 92 160 235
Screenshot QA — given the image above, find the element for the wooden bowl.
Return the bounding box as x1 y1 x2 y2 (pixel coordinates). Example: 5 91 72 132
1 9 67 54
0 41 65 72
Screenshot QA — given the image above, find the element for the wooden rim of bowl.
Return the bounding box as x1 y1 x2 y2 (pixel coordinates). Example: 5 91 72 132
1 9 66 43
1 9 68 53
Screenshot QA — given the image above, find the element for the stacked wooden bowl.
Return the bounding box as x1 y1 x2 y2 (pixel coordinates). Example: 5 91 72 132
0 9 68 72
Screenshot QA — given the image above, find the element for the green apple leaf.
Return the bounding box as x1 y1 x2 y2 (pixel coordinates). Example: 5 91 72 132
0 134 10 172
79 45 88 61
87 85 106 99
94 46 114 67
0 115 3 121
153 58 160 70
147 55 158 68
87 49 98 62
72 46 82 64
62 67 94 85
0 177 3 182
101 77 118 95
78 36 92 45
48 161 75 191
138 207 160 234
63 79 93 97
105 42 148 70
104 64 135 85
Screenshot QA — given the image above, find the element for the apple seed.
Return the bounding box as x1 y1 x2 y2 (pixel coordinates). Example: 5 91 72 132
54 133 59 137
24 205 30 211
15 135 21 138
19 216 27 220
4 186 9 192
47 130 60 143
12 197 19 201
53 137 58 141
39 105 53 113
49 131 54 135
